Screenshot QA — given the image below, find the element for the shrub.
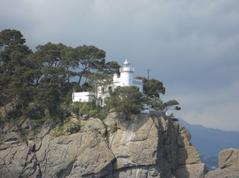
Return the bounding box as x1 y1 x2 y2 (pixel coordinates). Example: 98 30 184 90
53 118 81 137
70 102 107 120
105 86 144 117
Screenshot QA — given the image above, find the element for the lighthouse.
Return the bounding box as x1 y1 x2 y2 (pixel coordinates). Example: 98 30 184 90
73 59 143 106
119 59 134 86
112 59 142 91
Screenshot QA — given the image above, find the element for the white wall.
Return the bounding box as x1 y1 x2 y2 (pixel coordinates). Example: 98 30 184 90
72 92 94 102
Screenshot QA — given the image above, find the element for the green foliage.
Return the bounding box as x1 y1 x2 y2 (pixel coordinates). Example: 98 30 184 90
72 45 106 84
142 78 165 97
146 97 164 111
79 102 98 116
24 102 45 120
70 102 81 116
104 60 120 74
81 82 94 92
0 29 26 47
135 77 166 111
70 102 107 120
106 86 144 117
53 118 81 137
0 29 120 125
87 72 113 95
0 29 33 109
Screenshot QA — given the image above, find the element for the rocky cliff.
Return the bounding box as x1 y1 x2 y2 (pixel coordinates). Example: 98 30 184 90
0 112 237 178
205 148 239 178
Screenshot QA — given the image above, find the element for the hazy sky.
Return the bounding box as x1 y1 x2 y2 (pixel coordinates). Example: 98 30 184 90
1 0 239 131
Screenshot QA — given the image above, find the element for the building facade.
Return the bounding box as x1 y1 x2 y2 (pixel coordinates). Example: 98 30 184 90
72 92 95 103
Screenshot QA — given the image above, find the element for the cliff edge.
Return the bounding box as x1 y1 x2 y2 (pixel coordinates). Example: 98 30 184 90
0 112 225 178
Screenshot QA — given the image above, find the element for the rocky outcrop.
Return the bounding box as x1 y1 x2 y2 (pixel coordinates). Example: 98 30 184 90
205 148 239 178
0 113 206 178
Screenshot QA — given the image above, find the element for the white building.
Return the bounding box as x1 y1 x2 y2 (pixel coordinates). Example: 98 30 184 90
72 92 95 103
72 59 143 106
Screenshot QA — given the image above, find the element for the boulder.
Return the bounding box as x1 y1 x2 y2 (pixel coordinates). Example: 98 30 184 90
219 148 239 169
176 163 206 178
205 148 239 178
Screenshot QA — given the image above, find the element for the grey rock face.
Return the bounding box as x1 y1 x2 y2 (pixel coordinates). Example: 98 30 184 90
0 113 206 178
205 148 239 178
218 148 239 169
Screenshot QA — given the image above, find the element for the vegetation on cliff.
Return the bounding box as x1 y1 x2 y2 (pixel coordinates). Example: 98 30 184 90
105 86 144 117
0 29 117 122
0 29 166 129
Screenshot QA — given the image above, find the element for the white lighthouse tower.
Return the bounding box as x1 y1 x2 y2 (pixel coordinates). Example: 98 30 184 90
119 59 134 86
112 59 142 91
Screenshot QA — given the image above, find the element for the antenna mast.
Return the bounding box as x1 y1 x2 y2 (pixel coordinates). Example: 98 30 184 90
147 69 150 80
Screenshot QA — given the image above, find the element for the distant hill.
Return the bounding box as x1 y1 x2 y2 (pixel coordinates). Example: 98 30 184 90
178 119 239 169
